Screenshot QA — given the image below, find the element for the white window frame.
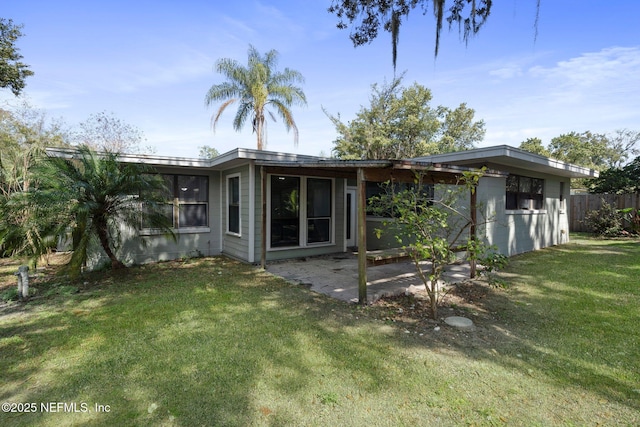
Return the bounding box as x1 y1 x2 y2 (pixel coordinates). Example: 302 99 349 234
266 174 335 251
305 177 334 246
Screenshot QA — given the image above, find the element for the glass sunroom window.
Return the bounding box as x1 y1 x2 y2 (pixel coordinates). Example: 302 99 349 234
270 176 300 247
307 178 331 244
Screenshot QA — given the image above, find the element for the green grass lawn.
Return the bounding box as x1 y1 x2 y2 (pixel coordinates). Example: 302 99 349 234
1 236 639 426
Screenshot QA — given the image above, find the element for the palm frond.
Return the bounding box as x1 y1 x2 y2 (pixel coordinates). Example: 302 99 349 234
267 84 307 107
205 82 243 105
233 102 253 133
206 44 306 150
16 145 176 275
215 58 243 80
211 98 238 130
269 100 300 147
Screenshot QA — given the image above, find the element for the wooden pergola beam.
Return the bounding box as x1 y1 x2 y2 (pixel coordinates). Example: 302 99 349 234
262 166 356 180
357 167 368 304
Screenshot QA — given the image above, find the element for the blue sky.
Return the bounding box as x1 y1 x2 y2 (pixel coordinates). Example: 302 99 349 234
2 1 640 158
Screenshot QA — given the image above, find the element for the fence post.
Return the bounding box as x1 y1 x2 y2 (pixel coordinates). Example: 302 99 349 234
15 266 29 301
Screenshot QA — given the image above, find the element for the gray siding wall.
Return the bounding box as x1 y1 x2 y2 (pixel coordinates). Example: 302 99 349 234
363 172 570 257
221 164 252 262
253 166 263 263
366 184 472 251
366 218 398 250
479 170 570 257
84 161 570 268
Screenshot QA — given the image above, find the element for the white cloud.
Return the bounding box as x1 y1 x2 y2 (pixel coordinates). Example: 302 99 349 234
111 48 213 93
489 64 524 79
465 46 640 146
220 15 259 44
529 46 640 87
525 46 640 108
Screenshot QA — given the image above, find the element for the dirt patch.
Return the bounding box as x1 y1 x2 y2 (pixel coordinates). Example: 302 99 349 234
0 253 72 290
362 279 515 349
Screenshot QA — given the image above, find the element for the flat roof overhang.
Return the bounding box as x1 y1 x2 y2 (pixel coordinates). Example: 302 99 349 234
415 145 599 179
45 147 328 170
256 159 506 183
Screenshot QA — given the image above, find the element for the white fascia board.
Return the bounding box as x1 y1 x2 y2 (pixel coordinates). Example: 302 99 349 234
415 145 598 179
46 146 326 170
45 147 211 168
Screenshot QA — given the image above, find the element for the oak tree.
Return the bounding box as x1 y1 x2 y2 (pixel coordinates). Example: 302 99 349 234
0 18 34 96
328 1 540 67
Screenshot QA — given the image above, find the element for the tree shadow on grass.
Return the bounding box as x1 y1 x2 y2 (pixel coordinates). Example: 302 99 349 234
1 246 639 426
0 258 413 426
412 242 640 416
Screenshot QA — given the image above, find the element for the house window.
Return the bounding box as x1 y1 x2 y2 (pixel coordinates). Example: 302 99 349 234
307 178 331 244
146 174 208 228
270 176 300 247
227 175 240 235
269 175 334 248
366 181 434 217
506 175 544 210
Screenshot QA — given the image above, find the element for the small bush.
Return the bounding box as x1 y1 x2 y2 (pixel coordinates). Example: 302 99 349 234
584 200 627 237
620 207 640 234
1 287 19 302
479 252 509 288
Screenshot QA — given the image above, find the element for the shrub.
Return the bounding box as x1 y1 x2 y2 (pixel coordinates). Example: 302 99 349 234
583 199 626 237
1 287 19 302
620 207 640 235
478 251 509 288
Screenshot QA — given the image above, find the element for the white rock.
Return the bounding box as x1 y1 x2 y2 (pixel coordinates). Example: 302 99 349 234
444 316 474 330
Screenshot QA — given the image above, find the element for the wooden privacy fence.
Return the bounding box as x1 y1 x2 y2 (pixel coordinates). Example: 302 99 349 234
570 193 640 232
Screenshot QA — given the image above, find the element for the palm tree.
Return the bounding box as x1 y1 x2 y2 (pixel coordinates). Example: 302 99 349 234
32 145 175 277
205 45 307 150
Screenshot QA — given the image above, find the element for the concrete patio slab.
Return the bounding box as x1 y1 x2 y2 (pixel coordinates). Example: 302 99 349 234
265 253 473 303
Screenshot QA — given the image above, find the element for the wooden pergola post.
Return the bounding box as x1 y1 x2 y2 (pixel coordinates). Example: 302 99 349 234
469 184 477 279
260 166 267 270
357 168 367 304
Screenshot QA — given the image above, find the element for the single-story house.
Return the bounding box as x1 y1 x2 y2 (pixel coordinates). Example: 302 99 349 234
48 145 597 301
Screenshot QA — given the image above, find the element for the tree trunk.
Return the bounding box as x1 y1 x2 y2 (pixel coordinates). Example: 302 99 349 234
95 223 125 269
412 254 439 319
255 110 265 150
429 296 437 319
429 262 439 319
